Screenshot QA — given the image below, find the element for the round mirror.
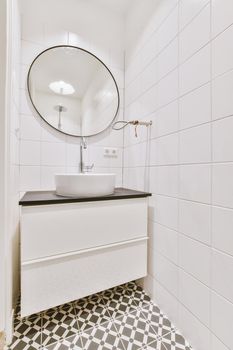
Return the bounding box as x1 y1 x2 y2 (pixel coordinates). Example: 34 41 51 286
27 45 120 137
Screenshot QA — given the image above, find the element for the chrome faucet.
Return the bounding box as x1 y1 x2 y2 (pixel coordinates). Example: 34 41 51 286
80 137 94 173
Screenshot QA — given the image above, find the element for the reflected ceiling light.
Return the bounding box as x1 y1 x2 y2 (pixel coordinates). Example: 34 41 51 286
49 80 75 95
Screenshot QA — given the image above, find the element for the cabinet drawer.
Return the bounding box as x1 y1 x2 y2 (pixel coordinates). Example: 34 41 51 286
21 239 147 317
21 198 148 261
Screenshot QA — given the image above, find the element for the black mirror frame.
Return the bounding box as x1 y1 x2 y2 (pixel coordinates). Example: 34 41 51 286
27 45 120 138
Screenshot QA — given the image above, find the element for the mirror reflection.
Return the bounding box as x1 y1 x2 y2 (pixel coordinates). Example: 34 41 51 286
27 46 119 137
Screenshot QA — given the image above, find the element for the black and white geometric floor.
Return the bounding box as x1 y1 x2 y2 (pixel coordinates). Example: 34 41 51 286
6 281 193 350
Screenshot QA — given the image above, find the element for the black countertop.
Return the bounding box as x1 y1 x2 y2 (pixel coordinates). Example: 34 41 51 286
19 188 152 206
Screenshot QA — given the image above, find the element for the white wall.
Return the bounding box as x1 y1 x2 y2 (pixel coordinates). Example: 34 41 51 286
124 1 233 350
0 0 21 341
19 0 125 193
0 0 7 334
8 0 21 314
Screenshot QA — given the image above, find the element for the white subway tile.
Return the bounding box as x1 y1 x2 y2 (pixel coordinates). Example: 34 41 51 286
44 23 68 46
179 124 211 164
157 6 179 54
212 206 233 256
125 75 141 106
20 140 40 166
158 69 179 108
180 0 209 30
211 291 233 349
179 269 210 326
66 143 80 167
211 335 229 350
141 57 158 93
152 222 178 264
179 164 211 203
212 249 233 304
157 165 179 197
212 0 233 37
21 40 44 65
20 165 40 191
153 280 178 324
179 200 211 245
149 138 159 166
21 18 44 44
142 31 158 69
20 114 41 141
20 64 29 90
179 235 211 286
41 125 66 143
212 24 233 78
212 163 233 208
123 167 145 192
41 142 66 166
152 100 179 138
20 90 33 116
212 70 233 120
154 252 178 297
150 195 178 230
179 83 211 129
213 116 233 162
157 38 178 80
140 84 158 117
68 32 91 51
180 45 210 95
157 133 179 165
149 167 159 194
178 304 211 350
180 5 210 63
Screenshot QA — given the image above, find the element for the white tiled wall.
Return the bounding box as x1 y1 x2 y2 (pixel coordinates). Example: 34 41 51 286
7 0 21 313
124 1 233 349
19 0 125 194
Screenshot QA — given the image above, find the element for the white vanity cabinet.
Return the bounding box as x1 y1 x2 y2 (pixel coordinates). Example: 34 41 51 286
20 189 151 317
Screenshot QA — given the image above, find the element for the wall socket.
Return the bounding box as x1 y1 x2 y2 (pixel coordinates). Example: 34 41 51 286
103 147 118 157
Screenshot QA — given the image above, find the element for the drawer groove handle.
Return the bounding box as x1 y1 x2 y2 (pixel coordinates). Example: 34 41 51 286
22 237 148 266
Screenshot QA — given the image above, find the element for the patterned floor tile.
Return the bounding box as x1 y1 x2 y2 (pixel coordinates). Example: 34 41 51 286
114 309 158 350
14 296 21 325
81 321 125 350
41 308 79 347
162 330 192 350
43 302 75 316
8 315 42 349
102 285 138 319
74 296 111 332
141 304 175 338
11 283 193 350
125 284 152 310
141 338 167 350
42 334 83 350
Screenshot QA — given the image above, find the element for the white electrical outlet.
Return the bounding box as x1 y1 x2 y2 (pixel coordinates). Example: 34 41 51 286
104 147 118 157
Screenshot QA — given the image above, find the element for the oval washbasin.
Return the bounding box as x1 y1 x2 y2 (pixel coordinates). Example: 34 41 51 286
55 173 116 197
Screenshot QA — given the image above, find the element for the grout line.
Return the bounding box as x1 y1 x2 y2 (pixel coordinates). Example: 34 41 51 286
151 277 231 350
126 0 211 88
151 220 211 249
149 186 233 210
124 159 233 167
179 1 210 33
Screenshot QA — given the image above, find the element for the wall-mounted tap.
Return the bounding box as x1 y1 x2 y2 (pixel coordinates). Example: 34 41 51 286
80 137 94 173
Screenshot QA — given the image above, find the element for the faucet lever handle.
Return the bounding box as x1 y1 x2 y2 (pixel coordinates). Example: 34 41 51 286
84 163 94 172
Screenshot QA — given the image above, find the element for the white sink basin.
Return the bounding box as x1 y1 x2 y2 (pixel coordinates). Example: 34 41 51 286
55 173 116 197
